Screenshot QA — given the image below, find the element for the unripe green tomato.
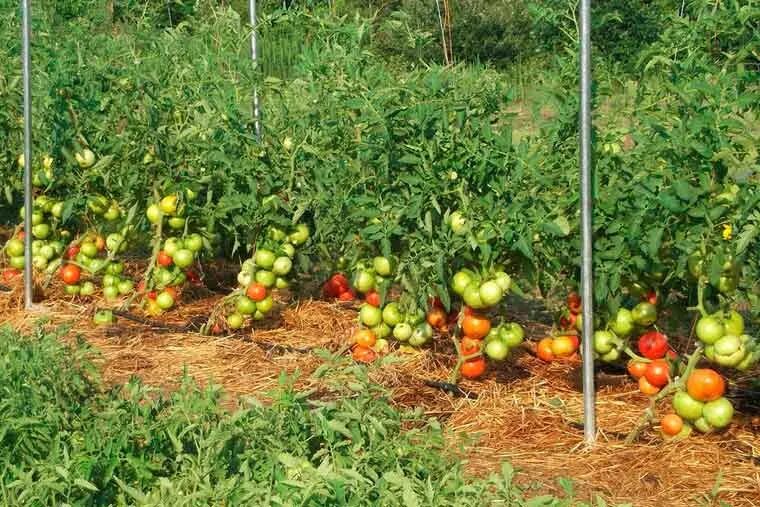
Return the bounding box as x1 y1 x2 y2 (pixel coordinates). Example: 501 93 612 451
257 295 274 314
227 313 244 330
103 285 120 301
393 322 413 341
255 270 276 288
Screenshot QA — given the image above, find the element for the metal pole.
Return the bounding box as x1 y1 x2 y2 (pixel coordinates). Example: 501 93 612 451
579 0 596 445
249 0 262 142
21 0 34 310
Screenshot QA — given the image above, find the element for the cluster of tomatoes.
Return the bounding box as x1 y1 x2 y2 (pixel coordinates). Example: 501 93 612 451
218 224 308 331
696 310 759 371
322 272 354 301
2 196 68 275
593 298 659 363
660 368 734 438
61 231 133 300
688 244 741 295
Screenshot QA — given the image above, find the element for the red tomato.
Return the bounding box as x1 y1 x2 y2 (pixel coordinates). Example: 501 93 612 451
559 312 577 330
147 291 157 300
536 338 555 362
186 269 201 285
627 360 648 379
666 349 678 360
567 292 582 314
365 290 381 307
462 313 490 339
644 360 670 388
157 250 173 267
460 357 487 379
246 282 267 302
460 337 482 356
2 268 20 283
66 245 81 259
645 290 658 305
17 231 25 240
59 264 81 285
427 307 447 329
352 345 377 364
660 414 683 436
338 289 355 301
638 331 669 360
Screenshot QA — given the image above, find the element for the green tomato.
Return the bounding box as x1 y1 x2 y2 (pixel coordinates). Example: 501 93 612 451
712 335 746 367
6 238 25 257
31 211 44 226
93 310 115 326
241 258 257 274
156 291 175 309
717 274 738 294
373 256 392 277
687 251 704 278
631 302 657 327
252 310 266 321
696 315 725 345
103 205 121 221
146 204 162 224
50 202 64 219
163 237 182 257
371 322 391 339
673 391 704 421
103 285 120 301
227 313 244 329
288 224 310 245
172 249 195 269
33 256 48 270
406 309 425 326
39 244 55 260
594 330 618 355
255 270 276 288
64 283 81 296
237 271 254 287
500 323 524 347
275 277 289 289
450 271 473 296
479 280 502 307
462 282 484 309
102 274 117 287
723 311 744 336
693 417 715 434
257 295 274 314
702 397 734 429
168 217 186 230
10 256 25 269
80 242 98 258
610 308 634 337
184 233 204 253
281 243 296 258
449 211 467 235
32 223 51 240
494 271 511 293
254 249 276 269
267 226 287 242
600 348 621 363
106 261 124 275
272 257 293 276
159 195 178 215
106 233 125 253
236 296 257 315
393 322 413 342
485 339 509 361
360 304 383 327
117 280 134 295
80 281 96 297
354 270 376 294
382 303 403 327
409 323 433 347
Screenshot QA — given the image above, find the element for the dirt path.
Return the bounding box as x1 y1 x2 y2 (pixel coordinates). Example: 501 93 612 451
1 285 758 507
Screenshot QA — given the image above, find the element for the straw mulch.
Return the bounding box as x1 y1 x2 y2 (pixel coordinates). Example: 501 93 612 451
1 281 758 507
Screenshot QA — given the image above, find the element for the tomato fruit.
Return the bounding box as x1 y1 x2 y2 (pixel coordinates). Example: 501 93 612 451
593 330 619 355
354 270 376 293
631 302 657 326
80 281 96 296
255 270 276 288
686 369 725 402
462 282 484 309
118 280 134 295
354 329 377 348
712 335 746 367
157 251 173 267
288 224 310 245
723 311 744 336
246 283 267 302
184 234 204 253
236 295 256 315
93 310 115 326
393 322 412 341
660 414 684 436
426 307 447 329
638 331 669 360
494 271 511 293
60 264 81 285
536 338 555 362
372 256 392 277
451 270 473 296
462 313 490 339
673 391 704 421
359 304 383 327
687 251 704 278
146 204 162 224
702 397 733 429
479 280 503 307
365 290 381 307
267 226 287 242
5 238 24 257
449 211 467 235
256 295 274 314
499 323 524 347
338 290 355 301
567 292 582 314
644 360 670 387
485 339 509 360
551 335 577 357
173 249 194 269
352 344 376 364
638 376 660 395
696 315 725 344
627 360 648 379
382 303 403 326
610 308 634 337
254 249 275 269
460 337 482 356
159 195 178 215
227 313 244 330
717 274 738 294
409 323 433 346
371 323 391 339
272 257 292 276
103 285 120 300
460 357 486 379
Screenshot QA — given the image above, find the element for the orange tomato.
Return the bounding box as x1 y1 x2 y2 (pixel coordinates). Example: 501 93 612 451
460 337 482 356
660 413 684 436
354 329 377 348
352 345 377 364
95 235 106 251
157 250 173 267
59 264 81 285
536 338 555 362
460 357 487 379
365 290 381 307
638 375 660 395
686 369 725 402
627 360 648 379
427 307 447 329
246 282 267 302
644 360 670 388
462 313 491 339
551 335 577 357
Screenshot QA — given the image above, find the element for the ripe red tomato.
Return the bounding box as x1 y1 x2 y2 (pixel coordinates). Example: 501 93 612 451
660 414 683 436
157 250 173 267
567 292 582 314
686 369 725 402
59 264 81 285
460 357 487 379
186 269 201 285
644 360 670 388
17 230 25 240
66 245 80 259
536 338 555 362
2 268 20 283
338 289 354 301
462 313 491 339
638 331 669 360
246 283 267 302
147 291 157 300
645 290 658 306
365 290 381 307
559 312 577 330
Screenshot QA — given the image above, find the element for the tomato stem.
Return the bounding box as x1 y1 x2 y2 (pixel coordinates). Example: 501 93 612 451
622 347 651 363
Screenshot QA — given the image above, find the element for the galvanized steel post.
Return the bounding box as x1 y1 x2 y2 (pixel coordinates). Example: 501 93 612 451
579 0 596 444
21 0 34 310
249 0 262 142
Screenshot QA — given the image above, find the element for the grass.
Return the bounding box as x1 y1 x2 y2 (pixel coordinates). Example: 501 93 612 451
0 324 617 506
